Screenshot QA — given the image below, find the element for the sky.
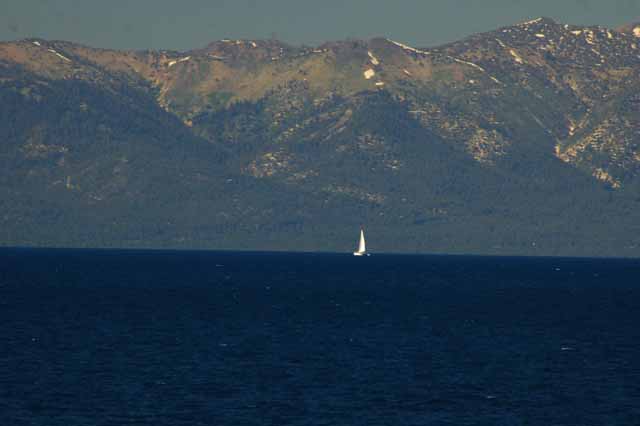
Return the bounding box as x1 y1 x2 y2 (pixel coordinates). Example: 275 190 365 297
3 0 640 50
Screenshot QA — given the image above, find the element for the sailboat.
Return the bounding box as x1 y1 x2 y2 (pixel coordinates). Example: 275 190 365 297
353 228 369 256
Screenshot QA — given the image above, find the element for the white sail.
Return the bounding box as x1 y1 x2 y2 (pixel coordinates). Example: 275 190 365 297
353 228 368 256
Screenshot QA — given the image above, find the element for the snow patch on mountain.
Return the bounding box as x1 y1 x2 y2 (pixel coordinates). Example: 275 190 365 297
367 51 380 65
47 48 71 62
519 18 543 26
55 52 71 62
168 56 191 67
452 58 485 72
448 56 503 84
364 69 375 79
220 39 247 46
585 30 596 45
386 39 430 55
510 49 524 64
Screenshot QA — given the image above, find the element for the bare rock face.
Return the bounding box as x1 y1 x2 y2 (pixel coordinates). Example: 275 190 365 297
617 21 640 37
1 18 640 255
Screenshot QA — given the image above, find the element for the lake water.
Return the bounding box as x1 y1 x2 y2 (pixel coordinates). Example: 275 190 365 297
1 248 639 425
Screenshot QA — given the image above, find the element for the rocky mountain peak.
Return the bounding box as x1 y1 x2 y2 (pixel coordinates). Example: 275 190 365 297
186 38 299 65
616 21 640 37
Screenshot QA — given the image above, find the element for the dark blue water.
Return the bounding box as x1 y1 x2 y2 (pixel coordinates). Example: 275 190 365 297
1 249 639 425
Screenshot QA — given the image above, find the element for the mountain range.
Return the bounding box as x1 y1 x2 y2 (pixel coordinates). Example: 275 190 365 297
1 17 639 256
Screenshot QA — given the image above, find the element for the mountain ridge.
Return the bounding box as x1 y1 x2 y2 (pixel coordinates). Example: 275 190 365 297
1 18 639 256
